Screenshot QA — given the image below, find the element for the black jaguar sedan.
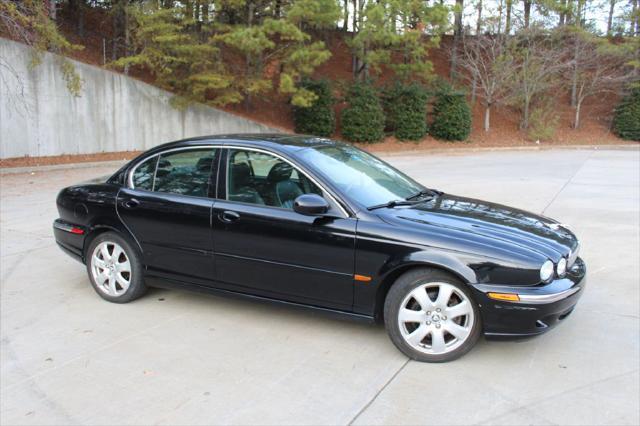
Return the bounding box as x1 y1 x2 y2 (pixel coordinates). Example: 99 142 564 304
54 134 586 362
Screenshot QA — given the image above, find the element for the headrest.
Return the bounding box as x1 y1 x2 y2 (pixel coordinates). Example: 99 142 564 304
157 158 172 169
230 162 251 187
267 162 294 183
196 157 214 172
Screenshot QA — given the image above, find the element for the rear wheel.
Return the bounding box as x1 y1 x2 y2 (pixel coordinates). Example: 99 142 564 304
384 268 481 362
86 232 146 303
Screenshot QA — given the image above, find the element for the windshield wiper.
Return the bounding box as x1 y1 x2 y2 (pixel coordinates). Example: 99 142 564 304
367 199 425 211
405 188 442 201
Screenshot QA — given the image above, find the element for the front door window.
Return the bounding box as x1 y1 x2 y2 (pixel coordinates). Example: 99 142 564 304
226 149 321 209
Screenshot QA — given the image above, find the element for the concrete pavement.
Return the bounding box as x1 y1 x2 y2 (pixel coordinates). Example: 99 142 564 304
1 148 639 425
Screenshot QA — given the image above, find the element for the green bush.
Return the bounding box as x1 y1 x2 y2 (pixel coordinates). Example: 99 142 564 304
292 79 336 137
527 101 559 141
612 88 640 141
381 82 428 141
430 90 472 141
340 81 385 143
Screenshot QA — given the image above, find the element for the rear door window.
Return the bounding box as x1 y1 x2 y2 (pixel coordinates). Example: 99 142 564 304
154 149 218 197
131 156 158 191
131 149 218 197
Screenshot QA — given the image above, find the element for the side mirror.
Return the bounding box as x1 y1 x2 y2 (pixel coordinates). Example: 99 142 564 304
293 194 330 216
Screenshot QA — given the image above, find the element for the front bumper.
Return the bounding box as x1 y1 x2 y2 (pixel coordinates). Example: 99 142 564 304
471 257 586 339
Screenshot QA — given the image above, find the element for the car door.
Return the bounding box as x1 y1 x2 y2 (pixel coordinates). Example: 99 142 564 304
117 147 219 287
211 147 357 311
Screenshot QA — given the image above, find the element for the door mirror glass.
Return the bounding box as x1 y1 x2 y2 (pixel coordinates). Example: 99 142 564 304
293 194 330 216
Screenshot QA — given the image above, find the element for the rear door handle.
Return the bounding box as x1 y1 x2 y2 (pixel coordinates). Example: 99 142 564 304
123 198 140 209
219 210 240 223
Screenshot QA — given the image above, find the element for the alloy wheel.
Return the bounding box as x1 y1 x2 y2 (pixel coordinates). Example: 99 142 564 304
397 282 475 355
90 241 131 297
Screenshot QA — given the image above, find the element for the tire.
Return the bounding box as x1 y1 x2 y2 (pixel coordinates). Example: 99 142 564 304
384 268 481 362
85 231 146 303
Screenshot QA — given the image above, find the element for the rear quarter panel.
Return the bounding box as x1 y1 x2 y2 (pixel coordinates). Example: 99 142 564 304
56 183 131 261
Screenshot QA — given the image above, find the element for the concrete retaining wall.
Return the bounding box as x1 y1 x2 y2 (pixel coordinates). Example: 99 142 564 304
0 38 279 159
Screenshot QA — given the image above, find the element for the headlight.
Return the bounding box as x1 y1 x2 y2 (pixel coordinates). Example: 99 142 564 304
557 257 567 277
540 260 555 282
568 243 580 268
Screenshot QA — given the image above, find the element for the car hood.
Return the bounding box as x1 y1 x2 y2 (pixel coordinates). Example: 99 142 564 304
377 193 578 261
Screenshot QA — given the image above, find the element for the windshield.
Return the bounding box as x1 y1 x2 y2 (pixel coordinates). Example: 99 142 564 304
297 144 424 208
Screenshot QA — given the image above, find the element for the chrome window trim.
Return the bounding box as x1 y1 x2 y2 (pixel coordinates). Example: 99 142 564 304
127 144 350 218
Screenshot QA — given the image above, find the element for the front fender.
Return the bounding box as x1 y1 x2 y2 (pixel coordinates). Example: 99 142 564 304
378 250 478 285
353 226 488 316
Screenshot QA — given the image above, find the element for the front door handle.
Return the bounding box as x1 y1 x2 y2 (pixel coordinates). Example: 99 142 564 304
123 198 140 209
219 210 240 223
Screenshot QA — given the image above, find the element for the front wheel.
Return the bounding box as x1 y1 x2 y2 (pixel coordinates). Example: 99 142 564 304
86 232 146 303
384 268 481 362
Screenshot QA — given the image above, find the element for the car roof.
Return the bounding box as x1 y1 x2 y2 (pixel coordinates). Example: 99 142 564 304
145 133 345 155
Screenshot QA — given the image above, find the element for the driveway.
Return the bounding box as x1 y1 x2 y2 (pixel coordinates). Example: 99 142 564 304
1 148 639 425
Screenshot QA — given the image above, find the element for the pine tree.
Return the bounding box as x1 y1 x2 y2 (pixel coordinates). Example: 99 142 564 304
612 88 640 141
430 90 472 141
293 79 336 136
348 0 448 83
0 0 83 95
341 81 385 142
382 82 428 141
114 1 341 108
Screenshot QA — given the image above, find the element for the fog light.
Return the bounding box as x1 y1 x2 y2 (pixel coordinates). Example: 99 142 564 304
557 257 567 276
540 260 555 283
488 292 520 302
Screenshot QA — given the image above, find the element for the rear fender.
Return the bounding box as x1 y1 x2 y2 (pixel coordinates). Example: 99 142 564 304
84 217 142 260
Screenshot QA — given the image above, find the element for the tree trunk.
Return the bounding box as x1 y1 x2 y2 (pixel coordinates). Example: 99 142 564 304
69 0 85 37
566 0 574 25
454 0 464 35
559 0 567 25
124 7 130 76
78 8 84 38
497 0 504 34
352 0 358 77
570 39 578 107
245 2 254 111
522 98 530 129
112 1 122 61
471 75 477 103
505 0 512 34
353 0 358 33
275 0 282 18
359 0 367 79
187 0 194 20
476 0 483 34
202 1 209 24
607 0 615 35
573 100 582 128
343 0 349 31
632 0 639 36
450 0 464 80
576 0 584 26
484 105 491 131
523 0 532 28
47 0 56 20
